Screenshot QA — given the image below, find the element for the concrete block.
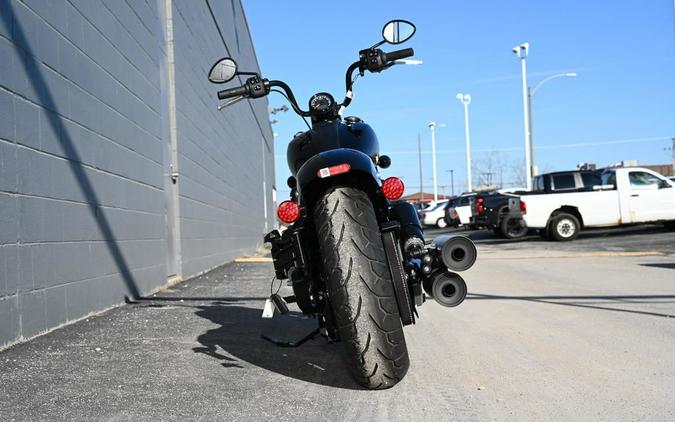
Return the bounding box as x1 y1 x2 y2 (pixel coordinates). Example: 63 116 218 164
0 295 20 347
0 87 15 142
0 192 17 245
65 278 98 321
64 1 84 49
14 96 40 149
0 244 19 297
17 244 34 292
19 289 46 338
0 141 17 193
0 1 12 40
0 38 14 93
16 147 51 198
39 106 64 156
18 196 63 243
43 284 67 328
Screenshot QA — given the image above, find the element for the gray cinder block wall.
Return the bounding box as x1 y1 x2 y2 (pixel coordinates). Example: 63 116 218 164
0 0 274 348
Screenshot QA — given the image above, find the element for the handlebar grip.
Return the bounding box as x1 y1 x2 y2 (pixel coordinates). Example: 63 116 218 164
217 85 248 100
384 48 414 62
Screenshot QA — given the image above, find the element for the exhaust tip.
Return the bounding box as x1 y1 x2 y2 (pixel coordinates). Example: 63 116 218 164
438 236 476 272
424 272 467 308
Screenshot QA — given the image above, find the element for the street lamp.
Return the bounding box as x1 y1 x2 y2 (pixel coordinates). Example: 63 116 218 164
512 42 532 190
528 72 577 176
428 121 446 201
455 93 473 192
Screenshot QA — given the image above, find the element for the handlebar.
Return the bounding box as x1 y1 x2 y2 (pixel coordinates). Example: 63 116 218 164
217 85 248 100
383 48 414 62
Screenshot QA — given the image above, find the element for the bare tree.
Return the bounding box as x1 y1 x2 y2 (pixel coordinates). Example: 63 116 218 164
473 149 506 189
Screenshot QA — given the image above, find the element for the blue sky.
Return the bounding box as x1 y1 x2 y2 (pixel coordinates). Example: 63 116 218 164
244 0 675 195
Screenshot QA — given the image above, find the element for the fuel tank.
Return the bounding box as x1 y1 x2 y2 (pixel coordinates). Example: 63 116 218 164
287 118 379 176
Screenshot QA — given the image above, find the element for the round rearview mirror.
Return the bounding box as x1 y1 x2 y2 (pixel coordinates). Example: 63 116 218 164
208 58 238 84
382 20 416 45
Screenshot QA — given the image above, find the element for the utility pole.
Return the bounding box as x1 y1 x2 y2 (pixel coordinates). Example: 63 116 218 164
450 169 454 196
428 122 439 201
418 132 424 202
456 93 473 192
672 137 675 176
527 86 535 176
513 43 532 190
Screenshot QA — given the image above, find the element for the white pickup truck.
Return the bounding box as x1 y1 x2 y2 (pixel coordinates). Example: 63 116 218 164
520 167 675 241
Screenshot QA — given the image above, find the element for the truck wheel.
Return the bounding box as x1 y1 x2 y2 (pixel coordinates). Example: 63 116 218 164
436 218 448 229
549 213 580 241
314 187 409 389
500 215 528 239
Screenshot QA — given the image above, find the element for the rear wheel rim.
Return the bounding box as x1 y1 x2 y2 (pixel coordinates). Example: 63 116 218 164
556 219 576 238
437 218 447 228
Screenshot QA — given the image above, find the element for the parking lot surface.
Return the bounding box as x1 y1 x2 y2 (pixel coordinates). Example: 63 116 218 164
427 223 675 254
2 228 675 421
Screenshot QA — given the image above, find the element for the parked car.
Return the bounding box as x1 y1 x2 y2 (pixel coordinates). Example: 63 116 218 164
532 170 602 194
471 192 527 239
444 194 475 228
519 167 675 241
420 201 449 228
413 201 430 217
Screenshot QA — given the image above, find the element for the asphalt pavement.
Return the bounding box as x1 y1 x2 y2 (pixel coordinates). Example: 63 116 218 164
2 229 675 421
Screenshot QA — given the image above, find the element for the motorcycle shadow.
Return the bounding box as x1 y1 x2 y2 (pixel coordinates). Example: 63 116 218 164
193 304 362 390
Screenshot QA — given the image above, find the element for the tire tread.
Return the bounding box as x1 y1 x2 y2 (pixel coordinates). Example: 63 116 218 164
314 187 409 389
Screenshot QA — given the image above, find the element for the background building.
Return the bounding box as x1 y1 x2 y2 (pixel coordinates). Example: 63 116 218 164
0 0 274 348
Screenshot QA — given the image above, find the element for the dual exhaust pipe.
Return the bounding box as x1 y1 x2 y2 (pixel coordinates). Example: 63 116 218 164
422 235 476 308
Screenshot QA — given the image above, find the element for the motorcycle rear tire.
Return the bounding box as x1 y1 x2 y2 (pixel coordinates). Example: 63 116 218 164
314 187 409 389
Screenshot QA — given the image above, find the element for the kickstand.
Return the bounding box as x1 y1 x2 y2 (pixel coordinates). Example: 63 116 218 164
261 315 335 348
261 326 322 348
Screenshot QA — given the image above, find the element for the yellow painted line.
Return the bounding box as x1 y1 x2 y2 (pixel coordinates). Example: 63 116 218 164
234 257 273 263
481 251 664 260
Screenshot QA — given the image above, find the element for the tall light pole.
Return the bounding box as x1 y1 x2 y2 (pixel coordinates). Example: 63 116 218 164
456 93 472 192
528 72 576 176
418 132 424 202
428 122 445 201
512 42 531 190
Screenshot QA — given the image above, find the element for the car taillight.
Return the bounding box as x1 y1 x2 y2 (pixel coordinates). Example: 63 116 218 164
382 177 405 200
277 200 300 224
317 163 351 178
520 200 527 215
476 197 485 215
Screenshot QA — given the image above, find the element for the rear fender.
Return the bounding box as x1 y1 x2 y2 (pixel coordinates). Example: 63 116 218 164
296 148 383 208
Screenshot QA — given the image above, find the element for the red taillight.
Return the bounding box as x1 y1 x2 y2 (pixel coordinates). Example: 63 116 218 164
520 200 527 215
382 177 405 200
476 197 485 215
277 200 300 224
317 163 351 178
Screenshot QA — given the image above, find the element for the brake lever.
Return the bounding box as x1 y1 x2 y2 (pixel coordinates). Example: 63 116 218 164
217 96 245 111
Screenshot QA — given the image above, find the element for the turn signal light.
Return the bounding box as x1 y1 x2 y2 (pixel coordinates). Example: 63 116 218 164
277 200 300 224
520 200 527 215
382 177 405 200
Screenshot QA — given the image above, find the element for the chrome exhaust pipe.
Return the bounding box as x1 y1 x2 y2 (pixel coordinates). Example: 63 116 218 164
423 271 467 308
431 235 477 272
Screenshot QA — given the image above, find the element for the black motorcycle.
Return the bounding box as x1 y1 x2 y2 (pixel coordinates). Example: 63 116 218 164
208 20 477 389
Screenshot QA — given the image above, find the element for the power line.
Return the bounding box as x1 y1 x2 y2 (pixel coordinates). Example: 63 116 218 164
376 135 672 156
